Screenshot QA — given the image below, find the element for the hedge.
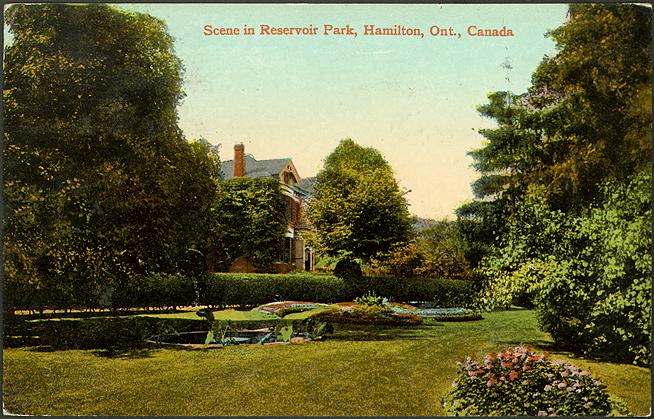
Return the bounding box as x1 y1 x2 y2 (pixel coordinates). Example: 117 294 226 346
349 276 478 308
197 273 345 307
197 273 478 308
5 315 312 350
8 273 197 313
27 317 205 350
7 272 479 313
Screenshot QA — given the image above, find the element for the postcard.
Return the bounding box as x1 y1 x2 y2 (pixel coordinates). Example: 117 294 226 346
3 3 651 416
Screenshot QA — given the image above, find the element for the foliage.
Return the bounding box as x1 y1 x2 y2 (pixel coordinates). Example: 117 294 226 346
537 171 652 365
366 221 474 279
464 5 651 214
32 316 206 351
442 346 622 416
3 4 219 315
414 221 473 279
137 273 196 310
307 139 412 261
479 171 652 365
353 291 386 306
275 324 294 342
455 200 508 268
333 258 363 282
197 273 345 308
208 177 287 272
460 4 652 365
352 276 479 308
366 242 423 277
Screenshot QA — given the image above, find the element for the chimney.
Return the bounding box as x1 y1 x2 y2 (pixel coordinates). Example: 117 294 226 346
234 143 245 177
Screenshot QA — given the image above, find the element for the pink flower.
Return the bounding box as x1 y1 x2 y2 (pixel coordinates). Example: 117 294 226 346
557 382 567 389
544 385 552 392
509 371 520 381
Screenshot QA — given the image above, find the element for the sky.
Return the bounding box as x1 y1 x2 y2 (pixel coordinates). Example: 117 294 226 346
7 3 570 219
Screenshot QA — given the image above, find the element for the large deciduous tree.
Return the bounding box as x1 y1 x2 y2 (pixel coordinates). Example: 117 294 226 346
307 139 412 262
461 4 651 365
3 4 219 312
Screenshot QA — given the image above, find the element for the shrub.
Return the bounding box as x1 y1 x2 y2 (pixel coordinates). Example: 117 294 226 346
34 317 207 350
197 273 345 308
478 171 652 366
333 259 362 283
138 273 196 310
353 276 478 307
353 291 386 306
442 346 623 416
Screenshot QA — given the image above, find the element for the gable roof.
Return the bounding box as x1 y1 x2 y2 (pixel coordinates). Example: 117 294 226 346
221 155 291 180
298 176 317 194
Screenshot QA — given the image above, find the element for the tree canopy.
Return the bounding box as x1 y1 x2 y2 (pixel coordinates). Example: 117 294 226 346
3 4 219 311
307 139 412 261
467 4 651 212
461 4 652 365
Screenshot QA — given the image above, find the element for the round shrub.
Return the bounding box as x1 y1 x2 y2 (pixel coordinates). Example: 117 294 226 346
333 259 362 282
442 346 623 416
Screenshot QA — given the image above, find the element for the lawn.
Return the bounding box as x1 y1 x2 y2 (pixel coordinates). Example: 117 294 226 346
3 309 650 416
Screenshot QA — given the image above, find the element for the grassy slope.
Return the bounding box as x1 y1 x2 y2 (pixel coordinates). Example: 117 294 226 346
3 310 650 416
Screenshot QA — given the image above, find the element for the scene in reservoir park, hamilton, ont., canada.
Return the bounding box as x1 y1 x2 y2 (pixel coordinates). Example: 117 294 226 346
2 2 652 417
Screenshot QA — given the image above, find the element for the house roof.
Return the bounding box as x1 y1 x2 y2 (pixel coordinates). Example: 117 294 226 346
298 176 317 194
221 155 291 180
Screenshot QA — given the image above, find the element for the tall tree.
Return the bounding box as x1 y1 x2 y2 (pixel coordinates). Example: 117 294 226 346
307 139 412 261
466 4 651 213
462 4 652 365
458 4 651 266
3 4 218 311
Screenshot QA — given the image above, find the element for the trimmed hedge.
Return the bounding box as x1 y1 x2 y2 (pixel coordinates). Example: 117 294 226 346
31 317 206 350
9 273 197 313
197 273 477 308
350 276 478 308
7 272 478 313
197 273 345 307
6 315 312 350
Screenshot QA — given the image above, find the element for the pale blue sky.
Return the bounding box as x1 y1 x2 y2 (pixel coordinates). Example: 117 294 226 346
6 3 570 218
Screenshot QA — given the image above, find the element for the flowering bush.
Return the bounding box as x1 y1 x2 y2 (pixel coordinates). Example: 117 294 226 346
442 346 625 416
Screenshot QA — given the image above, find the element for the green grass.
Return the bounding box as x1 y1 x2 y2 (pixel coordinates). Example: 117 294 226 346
136 308 278 321
3 310 650 416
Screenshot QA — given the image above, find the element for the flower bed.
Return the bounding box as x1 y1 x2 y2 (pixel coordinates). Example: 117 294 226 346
254 299 481 324
313 306 423 326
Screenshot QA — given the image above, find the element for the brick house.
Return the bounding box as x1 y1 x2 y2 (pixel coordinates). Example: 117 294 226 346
221 144 316 272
